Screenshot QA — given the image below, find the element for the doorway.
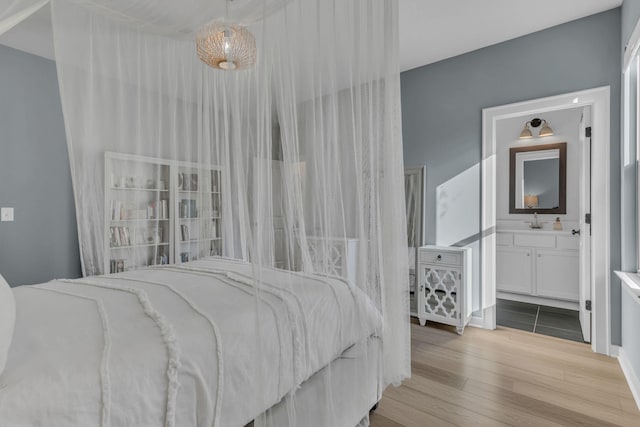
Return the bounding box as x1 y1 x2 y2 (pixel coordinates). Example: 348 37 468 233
480 87 611 355
492 106 590 344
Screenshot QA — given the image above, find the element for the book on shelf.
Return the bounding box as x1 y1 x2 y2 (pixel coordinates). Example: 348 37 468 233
211 174 219 192
180 224 190 241
161 199 168 219
178 173 199 191
154 254 169 265
110 200 125 221
110 258 126 273
211 219 218 238
111 199 167 220
147 199 168 219
110 226 132 247
179 199 197 218
190 174 198 191
111 225 165 247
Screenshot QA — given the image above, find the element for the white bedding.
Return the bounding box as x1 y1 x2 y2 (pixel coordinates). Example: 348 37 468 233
0 257 382 427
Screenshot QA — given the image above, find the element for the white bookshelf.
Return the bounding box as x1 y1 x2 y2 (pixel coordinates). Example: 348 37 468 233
175 164 223 264
104 152 223 273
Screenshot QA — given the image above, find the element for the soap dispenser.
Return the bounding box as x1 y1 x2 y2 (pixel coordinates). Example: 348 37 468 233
553 217 563 231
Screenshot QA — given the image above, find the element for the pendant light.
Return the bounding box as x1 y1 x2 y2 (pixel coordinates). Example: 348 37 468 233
196 0 257 71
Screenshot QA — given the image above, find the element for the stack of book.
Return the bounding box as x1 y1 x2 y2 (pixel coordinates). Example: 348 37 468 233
109 259 126 273
110 200 126 220
110 226 131 247
154 254 169 265
179 199 197 218
147 199 168 219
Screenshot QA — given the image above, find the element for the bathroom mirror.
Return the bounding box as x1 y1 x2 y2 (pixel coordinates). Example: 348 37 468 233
509 142 567 214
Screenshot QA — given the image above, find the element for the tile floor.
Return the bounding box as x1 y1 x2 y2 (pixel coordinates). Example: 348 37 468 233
496 298 585 343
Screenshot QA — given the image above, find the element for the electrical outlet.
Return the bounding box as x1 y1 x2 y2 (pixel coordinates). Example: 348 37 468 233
1 207 14 222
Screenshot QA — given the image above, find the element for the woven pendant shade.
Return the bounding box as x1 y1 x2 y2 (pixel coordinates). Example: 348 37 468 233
196 23 256 70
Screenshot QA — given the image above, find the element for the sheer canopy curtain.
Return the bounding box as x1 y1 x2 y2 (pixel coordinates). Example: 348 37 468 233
0 0 47 34
48 0 409 421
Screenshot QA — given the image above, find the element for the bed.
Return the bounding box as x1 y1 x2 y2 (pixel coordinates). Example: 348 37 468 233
0 257 382 426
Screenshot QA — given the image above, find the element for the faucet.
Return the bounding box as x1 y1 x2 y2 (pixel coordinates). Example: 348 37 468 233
529 212 542 229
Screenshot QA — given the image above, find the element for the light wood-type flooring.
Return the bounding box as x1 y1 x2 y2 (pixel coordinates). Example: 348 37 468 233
370 320 640 426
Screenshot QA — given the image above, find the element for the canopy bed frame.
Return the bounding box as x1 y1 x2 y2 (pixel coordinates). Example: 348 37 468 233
0 0 409 425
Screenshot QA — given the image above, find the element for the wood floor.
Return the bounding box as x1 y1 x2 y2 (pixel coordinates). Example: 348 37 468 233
370 321 640 427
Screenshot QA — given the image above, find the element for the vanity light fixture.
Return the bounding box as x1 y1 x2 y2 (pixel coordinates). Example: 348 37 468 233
538 120 554 137
519 122 533 139
518 117 553 139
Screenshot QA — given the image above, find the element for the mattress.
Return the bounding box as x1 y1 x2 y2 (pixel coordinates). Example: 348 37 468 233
0 257 382 427
256 336 381 427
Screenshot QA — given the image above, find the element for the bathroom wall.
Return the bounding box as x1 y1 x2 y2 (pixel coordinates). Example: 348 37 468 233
495 107 584 231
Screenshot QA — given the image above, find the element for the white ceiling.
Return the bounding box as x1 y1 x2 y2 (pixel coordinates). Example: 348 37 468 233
0 0 624 71
399 0 622 71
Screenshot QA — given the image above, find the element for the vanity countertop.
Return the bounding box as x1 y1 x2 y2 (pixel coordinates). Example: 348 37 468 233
497 228 576 236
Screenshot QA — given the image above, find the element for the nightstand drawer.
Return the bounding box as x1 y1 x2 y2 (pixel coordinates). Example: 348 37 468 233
419 250 460 266
417 245 472 334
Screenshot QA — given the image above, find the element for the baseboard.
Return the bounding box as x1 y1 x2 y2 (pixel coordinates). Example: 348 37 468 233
497 291 579 311
610 345 620 358
617 346 640 411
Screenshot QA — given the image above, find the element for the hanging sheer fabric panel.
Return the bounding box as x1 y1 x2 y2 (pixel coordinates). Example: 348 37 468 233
48 0 409 425
0 0 48 34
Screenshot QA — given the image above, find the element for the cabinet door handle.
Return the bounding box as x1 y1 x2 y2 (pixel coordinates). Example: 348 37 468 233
526 252 530 256
572 229 580 236
436 254 442 260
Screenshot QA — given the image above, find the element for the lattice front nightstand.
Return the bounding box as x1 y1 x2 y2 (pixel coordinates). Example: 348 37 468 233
417 245 472 335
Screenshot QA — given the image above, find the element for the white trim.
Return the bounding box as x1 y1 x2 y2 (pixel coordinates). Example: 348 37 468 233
624 17 640 72
611 344 620 358
469 305 496 330
616 271 640 306
482 86 611 355
617 346 640 412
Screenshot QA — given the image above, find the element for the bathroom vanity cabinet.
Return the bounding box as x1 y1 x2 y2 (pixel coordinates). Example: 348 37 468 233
496 230 579 304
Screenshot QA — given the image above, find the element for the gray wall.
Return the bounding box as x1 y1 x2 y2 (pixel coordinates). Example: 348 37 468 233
623 0 640 49
0 45 81 286
401 9 622 341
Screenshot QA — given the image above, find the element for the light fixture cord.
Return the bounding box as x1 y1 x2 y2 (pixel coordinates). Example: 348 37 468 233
224 0 231 61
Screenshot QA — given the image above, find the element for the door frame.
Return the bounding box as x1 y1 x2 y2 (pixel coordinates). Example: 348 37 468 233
479 86 611 356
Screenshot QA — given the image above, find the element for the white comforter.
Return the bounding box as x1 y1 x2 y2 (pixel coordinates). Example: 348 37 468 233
0 257 381 427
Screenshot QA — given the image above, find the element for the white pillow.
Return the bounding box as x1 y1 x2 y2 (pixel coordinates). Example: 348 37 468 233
0 273 16 374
